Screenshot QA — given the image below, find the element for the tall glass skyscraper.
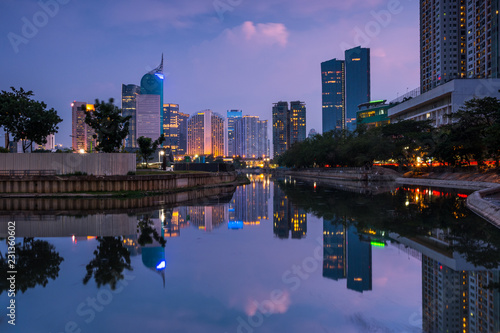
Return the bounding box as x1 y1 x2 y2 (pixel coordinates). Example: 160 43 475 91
227 110 242 157
345 47 370 131
321 59 345 133
321 46 370 132
122 84 141 148
122 55 164 146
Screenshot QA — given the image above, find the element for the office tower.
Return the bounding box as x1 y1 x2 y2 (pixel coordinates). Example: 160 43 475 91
177 112 189 155
122 84 141 148
136 56 164 141
420 0 500 93
321 59 345 132
71 101 96 152
323 219 346 281
346 226 372 293
345 47 370 131
227 110 242 157
187 110 227 157
136 94 161 141
163 104 188 155
289 101 307 145
233 116 269 159
272 101 306 158
321 46 370 132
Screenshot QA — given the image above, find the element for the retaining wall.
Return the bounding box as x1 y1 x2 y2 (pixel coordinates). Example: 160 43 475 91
0 153 136 176
0 172 237 194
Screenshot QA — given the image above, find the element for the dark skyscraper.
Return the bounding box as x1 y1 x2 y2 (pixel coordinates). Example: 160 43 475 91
345 47 370 131
272 101 306 158
289 101 307 146
321 46 370 132
321 59 345 133
122 84 141 148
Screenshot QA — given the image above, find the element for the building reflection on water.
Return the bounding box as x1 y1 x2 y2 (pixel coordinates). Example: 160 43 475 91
273 182 307 239
322 219 373 293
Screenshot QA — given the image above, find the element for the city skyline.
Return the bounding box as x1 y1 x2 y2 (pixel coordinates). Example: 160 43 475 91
0 0 420 148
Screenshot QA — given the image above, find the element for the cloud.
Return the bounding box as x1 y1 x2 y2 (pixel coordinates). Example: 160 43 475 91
244 290 291 316
226 21 289 47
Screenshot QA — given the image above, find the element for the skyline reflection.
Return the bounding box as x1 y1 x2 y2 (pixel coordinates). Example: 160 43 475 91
1 176 500 332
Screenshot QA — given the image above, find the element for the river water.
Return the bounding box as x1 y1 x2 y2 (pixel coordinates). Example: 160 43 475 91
1 174 499 333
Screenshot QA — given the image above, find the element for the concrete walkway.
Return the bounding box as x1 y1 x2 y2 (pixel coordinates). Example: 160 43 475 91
395 177 500 229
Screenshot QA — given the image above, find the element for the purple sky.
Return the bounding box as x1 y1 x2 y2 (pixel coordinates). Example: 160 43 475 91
0 0 420 148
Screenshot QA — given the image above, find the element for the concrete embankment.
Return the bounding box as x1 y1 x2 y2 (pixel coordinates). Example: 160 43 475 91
396 177 500 229
0 172 237 195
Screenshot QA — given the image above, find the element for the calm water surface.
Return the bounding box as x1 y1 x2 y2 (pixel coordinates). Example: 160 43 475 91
1 174 499 333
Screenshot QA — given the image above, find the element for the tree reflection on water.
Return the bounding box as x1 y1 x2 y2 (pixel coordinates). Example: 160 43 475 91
83 236 133 290
0 238 64 294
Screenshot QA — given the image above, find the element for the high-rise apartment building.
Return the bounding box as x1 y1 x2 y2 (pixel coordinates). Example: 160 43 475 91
187 110 227 157
322 46 370 132
420 0 500 93
71 101 96 152
122 84 141 148
233 115 269 158
227 110 242 157
272 101 306 158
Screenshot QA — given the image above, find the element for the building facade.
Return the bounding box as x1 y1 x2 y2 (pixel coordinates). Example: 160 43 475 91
389 79 500 126
272 101 306 158
345 47 371 131
321 59 345 132
420 0 500 93
322 46 370 132
122 55 164 147
71 101 96 152
163 104 188 155
356 100 391 129
122 84 141 148
227 110 242 157
187 110 227 157
233 116 269 158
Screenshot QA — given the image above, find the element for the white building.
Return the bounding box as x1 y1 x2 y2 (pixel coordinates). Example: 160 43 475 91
389 79 500 126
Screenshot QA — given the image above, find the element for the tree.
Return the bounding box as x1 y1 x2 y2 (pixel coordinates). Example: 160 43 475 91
85 98 131 153
0 87 62 152
137 134 165 168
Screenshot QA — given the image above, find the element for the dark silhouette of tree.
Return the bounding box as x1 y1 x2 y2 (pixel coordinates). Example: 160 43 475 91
84 98 131 153
0 87 62 152
137 134 165 168
0 238 64 294
83 236 133 290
